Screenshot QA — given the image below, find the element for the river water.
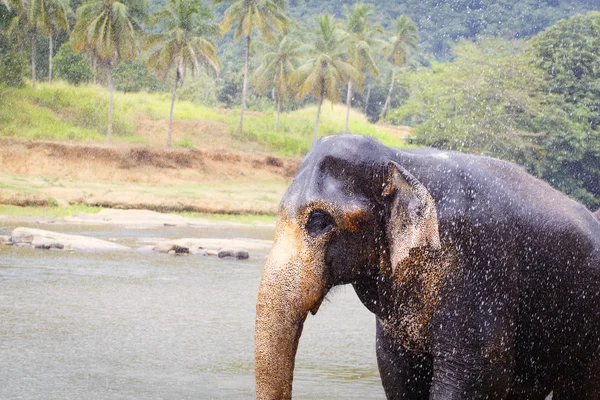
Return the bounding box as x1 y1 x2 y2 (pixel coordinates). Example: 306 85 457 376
0 221 383 399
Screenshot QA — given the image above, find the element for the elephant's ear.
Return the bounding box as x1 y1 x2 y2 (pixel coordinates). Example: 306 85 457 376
382 161 441 273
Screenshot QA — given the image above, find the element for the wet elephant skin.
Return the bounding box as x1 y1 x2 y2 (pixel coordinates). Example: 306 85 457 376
255 134 600 400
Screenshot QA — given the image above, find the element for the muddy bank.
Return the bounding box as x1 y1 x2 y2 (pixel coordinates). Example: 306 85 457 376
0 139 300 184
0 139 299 215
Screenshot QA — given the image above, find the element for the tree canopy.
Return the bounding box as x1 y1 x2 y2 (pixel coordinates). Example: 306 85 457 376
1 0 600 208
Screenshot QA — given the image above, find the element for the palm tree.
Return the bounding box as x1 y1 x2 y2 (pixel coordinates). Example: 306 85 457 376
253 29 300 132
379 15 418 121
72 0 140 143
295 14 359 143
147 0 220 146
42 0 69 83
4 0 68 87
215 0 289 135
342 3 383 133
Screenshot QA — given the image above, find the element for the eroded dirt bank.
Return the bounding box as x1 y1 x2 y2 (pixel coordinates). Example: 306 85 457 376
0 139 300 214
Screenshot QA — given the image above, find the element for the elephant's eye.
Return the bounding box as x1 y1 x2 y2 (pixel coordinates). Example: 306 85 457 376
306 209 335 237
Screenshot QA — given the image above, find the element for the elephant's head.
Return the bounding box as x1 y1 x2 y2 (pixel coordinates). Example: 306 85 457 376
255 135 441 399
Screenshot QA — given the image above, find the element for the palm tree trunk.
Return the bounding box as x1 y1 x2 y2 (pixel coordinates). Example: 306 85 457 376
237 35 251 135
48 35 53 83
168 71 178 147
107 65 114 144
345 81 352 134
364 84 371 115
92 57 97 85
276 95 281 133
380 70 395 120
313 94 323 144
31 30 36 88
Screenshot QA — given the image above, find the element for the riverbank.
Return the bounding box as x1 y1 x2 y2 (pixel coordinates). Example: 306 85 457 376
0 82 414 219
0 139 295 217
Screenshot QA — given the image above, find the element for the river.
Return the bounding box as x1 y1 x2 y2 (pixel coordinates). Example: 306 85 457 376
0 221 384 399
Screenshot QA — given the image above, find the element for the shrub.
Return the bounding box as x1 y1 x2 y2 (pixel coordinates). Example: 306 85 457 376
54 42 95 85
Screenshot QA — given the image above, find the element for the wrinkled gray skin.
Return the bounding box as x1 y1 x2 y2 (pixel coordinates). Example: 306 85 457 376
255 135 600 400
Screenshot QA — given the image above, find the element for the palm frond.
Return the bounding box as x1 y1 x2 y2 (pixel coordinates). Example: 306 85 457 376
145 0 219 82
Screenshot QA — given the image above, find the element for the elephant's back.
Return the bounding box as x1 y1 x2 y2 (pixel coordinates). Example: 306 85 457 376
399 148 600 252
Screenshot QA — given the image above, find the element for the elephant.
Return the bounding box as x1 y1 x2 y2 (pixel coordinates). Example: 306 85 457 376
255 134 600 400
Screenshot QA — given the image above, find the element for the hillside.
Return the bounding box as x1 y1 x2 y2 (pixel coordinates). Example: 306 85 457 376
0 82 410 155
0 82 412 216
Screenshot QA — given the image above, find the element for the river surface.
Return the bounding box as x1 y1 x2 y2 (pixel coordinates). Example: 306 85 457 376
0 221 384 399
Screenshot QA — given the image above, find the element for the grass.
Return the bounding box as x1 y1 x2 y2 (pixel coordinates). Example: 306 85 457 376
172 138 195 148
0 204 276 224
177 211 276 225
0 81 411 156
0 204 103 218
0 173 288 216
0 82 135 141
235 102 413 155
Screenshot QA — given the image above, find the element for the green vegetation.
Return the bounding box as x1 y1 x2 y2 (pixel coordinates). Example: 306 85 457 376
0 204 102 217
177 210 276 224
288 0 598 58
252 29 301 132
1 0 600 209
216 0 289 135
147 0 219 146
530 11 600 208
0 81 409 154
237 102 410 154
53 42 95 85
342 3 383 133
113 59 166 93
4 0 69 87
0 204 276 223
0 82 134 140
0 34 27 86
380 15 418 120
390 13 600 209
294 14 359 142
71 0 142 142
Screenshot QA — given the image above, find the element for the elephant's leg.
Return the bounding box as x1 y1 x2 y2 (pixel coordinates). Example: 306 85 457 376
376 320 432 400
428 317 516 400
429 351 514 400
428 255 517 400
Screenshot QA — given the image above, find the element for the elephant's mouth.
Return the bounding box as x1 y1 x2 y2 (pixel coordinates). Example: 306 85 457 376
309 284 330 315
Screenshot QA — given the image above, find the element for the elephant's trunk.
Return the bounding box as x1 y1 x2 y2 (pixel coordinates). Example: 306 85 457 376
255 220 327 399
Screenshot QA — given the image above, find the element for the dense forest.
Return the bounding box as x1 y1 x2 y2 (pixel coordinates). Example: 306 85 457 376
0 0 599 208
289 0 599 56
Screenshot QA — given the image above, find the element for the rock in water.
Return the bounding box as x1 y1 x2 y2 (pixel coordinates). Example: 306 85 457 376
218 249 250 260
33 238 64 250
9 227 130 252
154 242 190 255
